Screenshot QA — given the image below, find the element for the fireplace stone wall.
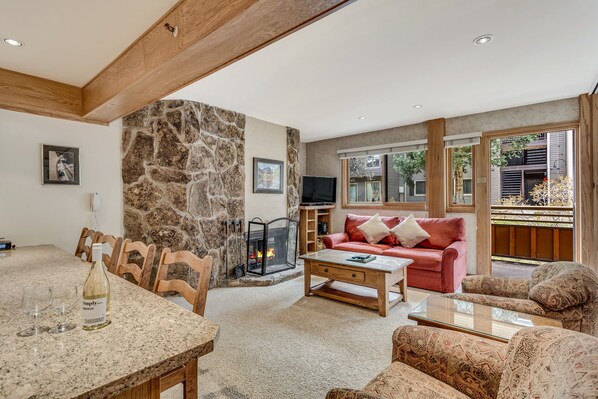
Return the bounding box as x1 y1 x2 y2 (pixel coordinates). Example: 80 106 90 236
122 100 245 287
287 127 301 220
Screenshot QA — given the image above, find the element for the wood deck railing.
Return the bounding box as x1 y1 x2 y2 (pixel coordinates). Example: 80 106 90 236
491 205 574 262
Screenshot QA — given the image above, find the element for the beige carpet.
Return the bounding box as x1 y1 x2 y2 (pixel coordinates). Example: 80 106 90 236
164 276 430 399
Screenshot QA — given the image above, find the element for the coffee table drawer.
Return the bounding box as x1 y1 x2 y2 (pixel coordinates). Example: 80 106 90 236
313 263 365 283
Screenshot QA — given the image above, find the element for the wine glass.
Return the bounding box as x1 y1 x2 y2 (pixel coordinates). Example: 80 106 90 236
16 286 52 337
49 285 78 334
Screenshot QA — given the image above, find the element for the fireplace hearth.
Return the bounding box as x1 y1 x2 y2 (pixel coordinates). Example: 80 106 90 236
246 217 299 275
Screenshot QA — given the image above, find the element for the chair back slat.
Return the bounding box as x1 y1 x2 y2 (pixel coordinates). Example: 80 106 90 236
115 239 156 290
92 234 123 274
157 279 197 306
153 248 213 316
118 263 143 283
75 227 100 262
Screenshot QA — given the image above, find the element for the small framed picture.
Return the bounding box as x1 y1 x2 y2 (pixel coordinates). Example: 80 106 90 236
41 144 80 185
253 157 284 194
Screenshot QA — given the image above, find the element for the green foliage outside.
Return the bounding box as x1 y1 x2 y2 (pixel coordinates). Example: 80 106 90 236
392 151 426 186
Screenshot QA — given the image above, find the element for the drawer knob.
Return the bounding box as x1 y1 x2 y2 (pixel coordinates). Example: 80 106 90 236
324 268 328 272
352 273 357 278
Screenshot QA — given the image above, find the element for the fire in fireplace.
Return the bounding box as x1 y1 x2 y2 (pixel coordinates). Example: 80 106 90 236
246 217 299 275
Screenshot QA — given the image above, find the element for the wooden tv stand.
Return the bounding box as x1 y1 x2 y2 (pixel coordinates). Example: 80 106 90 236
299 204 335 254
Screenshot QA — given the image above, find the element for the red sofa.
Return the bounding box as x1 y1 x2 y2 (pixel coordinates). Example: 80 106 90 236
322 214 467 293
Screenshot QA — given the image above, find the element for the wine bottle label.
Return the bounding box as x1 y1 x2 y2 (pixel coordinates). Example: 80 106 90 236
82 297 107 326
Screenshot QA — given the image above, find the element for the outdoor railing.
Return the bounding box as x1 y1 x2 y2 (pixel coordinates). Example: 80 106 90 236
491 205 574 263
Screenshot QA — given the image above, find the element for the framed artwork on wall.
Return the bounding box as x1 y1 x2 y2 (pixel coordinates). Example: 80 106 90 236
41 144 80 185
253 157 284 194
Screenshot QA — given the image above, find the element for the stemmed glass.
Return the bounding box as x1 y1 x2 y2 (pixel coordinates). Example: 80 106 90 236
49 285 78 334
16 286 52 337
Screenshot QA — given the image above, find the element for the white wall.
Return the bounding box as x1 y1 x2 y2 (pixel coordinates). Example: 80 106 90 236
244 116 288 222
0 109 122 253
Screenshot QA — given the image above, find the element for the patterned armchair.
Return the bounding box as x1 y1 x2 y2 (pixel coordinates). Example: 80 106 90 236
325 325 598 399
444 262 598 335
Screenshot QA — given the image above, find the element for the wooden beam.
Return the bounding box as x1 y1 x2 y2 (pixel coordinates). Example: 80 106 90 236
82 0 355 122
578 94 598 272
476 134 492 275
426 118 446 218
0 68 92 123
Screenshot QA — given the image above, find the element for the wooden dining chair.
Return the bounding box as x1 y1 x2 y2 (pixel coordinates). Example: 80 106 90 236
75 227 100 262
114 239 156 290
92 234 123 274
153 249 213 398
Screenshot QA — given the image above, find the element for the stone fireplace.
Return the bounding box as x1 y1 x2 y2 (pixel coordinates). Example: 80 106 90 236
122 99 302 288
122 100 245 287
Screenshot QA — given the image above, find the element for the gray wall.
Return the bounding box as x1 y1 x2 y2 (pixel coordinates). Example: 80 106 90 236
304 97 579 274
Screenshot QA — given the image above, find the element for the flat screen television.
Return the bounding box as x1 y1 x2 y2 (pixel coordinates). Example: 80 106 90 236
301 176 337 204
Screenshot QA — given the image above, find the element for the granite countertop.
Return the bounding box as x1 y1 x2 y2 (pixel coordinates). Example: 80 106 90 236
0 245 219 399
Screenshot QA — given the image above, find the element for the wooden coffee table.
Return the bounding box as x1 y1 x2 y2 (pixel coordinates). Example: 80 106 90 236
300 249 412 317
408 295 562 342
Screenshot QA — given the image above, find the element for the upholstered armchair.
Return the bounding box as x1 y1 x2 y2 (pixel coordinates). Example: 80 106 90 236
444 261 598 335
325 325 598 399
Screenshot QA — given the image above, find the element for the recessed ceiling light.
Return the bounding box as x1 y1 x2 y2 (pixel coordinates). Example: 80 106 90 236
4 38 23 46
473 34 494 45
358 116 366 120
413 104 422 109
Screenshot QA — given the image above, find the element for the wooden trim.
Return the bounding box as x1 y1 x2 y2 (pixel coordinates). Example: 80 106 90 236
341 203 427 211
578 94 597 271
446 206 476 213
476 134 492 275
483 121 579 138
81 0 356 122
476 121 580 275
426 118 446 218
0 1 354 124
0 68 108 124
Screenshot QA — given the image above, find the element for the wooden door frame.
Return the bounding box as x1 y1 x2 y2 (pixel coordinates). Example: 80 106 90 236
475 121 579 275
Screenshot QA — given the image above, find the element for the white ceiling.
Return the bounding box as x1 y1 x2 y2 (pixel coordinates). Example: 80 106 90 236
0 0 178 86
167 0 598 142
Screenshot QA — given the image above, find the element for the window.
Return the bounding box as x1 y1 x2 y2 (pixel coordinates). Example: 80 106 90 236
348 183 358 203
447 145 475 207
347 156 383 204
344 150 427 207
413 181 426 196
365 181 382 202
365 155 380 168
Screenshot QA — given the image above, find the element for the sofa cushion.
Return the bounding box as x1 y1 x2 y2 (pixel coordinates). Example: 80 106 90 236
391 214 430 248
364 362 469 399
334 242 392 255
345 214 401 244
357 213 391 244
382 246 443 272
416 217 466 250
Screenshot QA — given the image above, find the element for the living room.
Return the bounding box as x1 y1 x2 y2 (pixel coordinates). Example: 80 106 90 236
0 1 597 399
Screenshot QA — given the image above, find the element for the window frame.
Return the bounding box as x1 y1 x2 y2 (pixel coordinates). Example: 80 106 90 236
446 145 476 213
341 157 427 211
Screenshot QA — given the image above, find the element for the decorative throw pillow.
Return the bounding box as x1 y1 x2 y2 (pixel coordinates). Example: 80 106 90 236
391 214 430 248
356 214 391 244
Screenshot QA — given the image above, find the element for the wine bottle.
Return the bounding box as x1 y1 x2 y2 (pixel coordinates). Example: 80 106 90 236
82 243 111 330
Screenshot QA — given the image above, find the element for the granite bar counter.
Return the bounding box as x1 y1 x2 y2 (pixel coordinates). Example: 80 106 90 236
0 245 219 399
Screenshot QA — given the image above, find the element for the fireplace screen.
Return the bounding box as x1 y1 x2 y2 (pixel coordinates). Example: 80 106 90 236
246 217 299 275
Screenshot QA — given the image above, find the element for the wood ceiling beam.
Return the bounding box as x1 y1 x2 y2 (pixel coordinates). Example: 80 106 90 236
81 0 355 123
0 0 353 124
0 68 106 124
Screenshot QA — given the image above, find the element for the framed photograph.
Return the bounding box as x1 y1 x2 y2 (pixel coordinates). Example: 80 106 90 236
253 157 284 194
41 144 80 185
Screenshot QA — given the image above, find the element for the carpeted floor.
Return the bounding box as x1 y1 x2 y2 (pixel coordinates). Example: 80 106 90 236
164 276 430 399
